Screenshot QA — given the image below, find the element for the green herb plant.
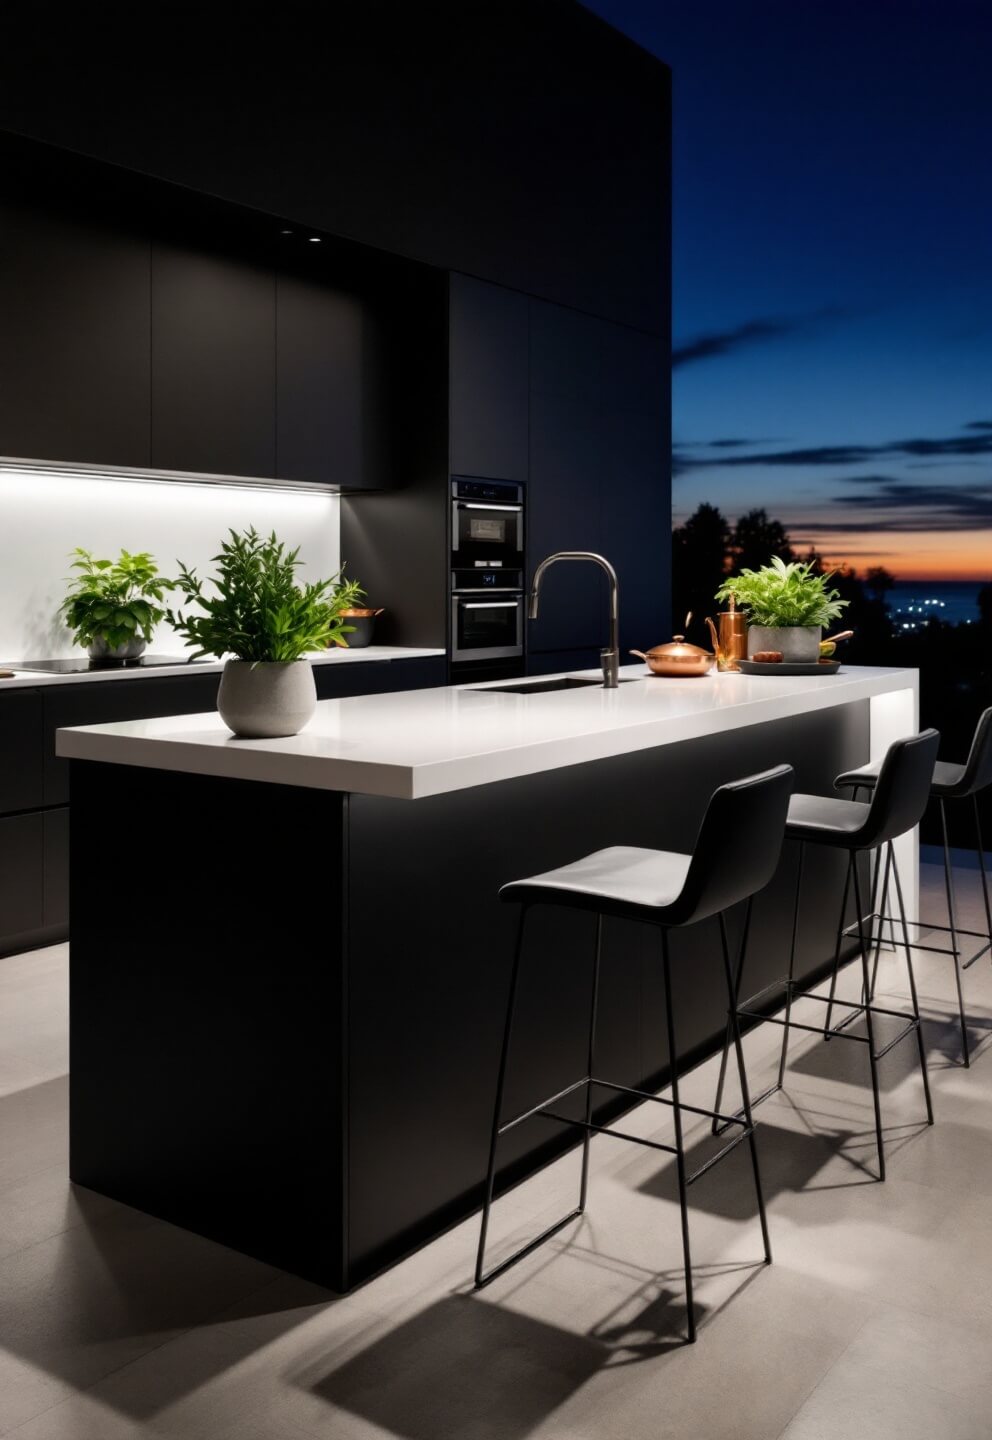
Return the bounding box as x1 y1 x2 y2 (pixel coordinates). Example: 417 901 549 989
715 556 849 628
60 548 175 652
168 528 365 662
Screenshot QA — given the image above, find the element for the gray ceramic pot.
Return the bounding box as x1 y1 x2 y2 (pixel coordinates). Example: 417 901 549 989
217 660 317 738
87 636 147 665
746 624 821 663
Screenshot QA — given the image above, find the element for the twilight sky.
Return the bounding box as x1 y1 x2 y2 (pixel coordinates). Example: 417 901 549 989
587 0 992 580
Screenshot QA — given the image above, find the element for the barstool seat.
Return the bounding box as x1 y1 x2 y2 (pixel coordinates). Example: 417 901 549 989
786 794 870 844
476 764 795 1344
836 757 966 797
715 729 940 1181
834 707 992 1066
502 845 692 915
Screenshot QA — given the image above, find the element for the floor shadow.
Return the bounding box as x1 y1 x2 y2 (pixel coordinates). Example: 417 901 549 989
636 1115 864 1220
305 1293 610 1440
0 1082 337 1424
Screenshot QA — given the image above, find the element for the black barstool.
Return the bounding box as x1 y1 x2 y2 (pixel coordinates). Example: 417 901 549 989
835 708 992 1066
714 730 939 1181
475 764 794 1344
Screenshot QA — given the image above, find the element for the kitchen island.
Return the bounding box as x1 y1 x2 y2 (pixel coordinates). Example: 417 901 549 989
59 663 918 1290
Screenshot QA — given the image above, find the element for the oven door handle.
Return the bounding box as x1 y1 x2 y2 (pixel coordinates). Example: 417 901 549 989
455 502 523 513
461 600 521 609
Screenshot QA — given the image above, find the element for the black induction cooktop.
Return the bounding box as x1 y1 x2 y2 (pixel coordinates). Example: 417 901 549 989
14 655 207 674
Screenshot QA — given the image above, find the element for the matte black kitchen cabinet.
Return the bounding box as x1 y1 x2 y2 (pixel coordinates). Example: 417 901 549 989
527 300 668 658
0 199 151 467
42 674 222 807
151 242 276 478
0 689 44 814
448 274 529 483
315 657 444 700
0 813 45 949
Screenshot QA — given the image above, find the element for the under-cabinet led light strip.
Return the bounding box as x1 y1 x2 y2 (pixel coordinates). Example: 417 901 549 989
0 456 333 496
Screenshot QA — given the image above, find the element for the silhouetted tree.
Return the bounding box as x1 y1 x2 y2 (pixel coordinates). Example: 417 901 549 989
671 502 731 640
730 509 794 573
979 582 992 627
864 567 896 603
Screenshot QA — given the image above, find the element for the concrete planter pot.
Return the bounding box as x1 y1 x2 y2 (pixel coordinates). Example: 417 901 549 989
747 624 821 663
217 660 317 738
87 636 147 665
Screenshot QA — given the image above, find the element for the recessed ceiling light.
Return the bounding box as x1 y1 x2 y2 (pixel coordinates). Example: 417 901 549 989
308 236 321 243
280 228 293 236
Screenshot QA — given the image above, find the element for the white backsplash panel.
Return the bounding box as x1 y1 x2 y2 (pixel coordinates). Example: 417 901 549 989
0 466 341 661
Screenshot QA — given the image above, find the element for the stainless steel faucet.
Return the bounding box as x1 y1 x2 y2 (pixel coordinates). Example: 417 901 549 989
528 552 620 688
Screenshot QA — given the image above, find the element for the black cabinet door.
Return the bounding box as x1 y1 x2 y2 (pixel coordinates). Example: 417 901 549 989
448 274 529 483
44 807 70 932
0 690 44 815
43 674 221 806
527 302 607 655
0 200 151 467
314 656 445 701
151 242 276 478
276 269 388 488
527 302 669 659
0 813 44 953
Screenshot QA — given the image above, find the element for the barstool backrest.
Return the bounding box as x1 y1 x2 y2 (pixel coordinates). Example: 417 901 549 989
672 764 794 926
957 707 992 797
859 728 940 848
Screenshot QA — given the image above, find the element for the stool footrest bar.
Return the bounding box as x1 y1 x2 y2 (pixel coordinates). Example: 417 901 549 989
537 1108 679 1154
475 1207 582 1289
687 1128 752 1185
873 1019 919 1061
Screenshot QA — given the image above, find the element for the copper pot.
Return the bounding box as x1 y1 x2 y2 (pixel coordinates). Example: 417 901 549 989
630 634 715 678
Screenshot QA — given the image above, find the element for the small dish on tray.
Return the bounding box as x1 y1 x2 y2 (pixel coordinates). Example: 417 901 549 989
738 658 841 676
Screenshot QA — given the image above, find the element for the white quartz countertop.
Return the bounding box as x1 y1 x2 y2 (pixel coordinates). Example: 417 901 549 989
0 645 444 690
56 662 919 800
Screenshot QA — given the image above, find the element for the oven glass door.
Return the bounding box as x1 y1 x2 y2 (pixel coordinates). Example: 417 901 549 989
452 596 523 661
453 502 523 562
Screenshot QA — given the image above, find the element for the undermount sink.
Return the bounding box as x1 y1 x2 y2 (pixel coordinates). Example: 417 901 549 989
474 676 640 695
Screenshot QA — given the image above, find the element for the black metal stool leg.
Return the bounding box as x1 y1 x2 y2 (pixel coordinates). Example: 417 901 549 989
711 899 751 1134
940 798 969 1066
719 911 772 1264
869 842 892 1002
975 796 992 961
779 844 804 1087
475 904 528 1287
578 915 603 1212
890 842 934 1126
852 862 885 1180
824 854 854 1038
661 929 695 1344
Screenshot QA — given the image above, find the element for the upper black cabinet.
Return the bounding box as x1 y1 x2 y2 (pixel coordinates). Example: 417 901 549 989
276 267 387 488
0 199 151 467
448 274 528 484
151 241 276 478
527 299 668 657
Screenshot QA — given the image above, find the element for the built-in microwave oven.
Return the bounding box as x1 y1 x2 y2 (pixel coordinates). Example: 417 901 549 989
451 477 524 568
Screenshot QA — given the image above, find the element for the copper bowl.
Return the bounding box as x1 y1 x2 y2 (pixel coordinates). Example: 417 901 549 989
630 637 716 678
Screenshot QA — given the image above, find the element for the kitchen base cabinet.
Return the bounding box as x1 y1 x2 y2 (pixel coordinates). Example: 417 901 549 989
0 813 45 956
0 655 444 959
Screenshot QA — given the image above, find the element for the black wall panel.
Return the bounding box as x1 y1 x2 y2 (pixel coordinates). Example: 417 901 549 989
0 1 670 334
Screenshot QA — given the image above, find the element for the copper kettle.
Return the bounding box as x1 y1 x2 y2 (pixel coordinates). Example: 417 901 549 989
630 614 715 677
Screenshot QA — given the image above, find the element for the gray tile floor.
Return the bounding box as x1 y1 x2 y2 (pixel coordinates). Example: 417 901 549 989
2 863 992 1439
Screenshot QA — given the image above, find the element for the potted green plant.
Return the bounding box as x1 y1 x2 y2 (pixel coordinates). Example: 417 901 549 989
715 556 849 662
168 527 364 738
60 548 175 665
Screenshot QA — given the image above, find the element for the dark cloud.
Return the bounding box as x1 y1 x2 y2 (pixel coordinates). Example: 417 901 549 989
824 478 992 531
965 421 992 431
672 308 845 369
675 427 992 471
